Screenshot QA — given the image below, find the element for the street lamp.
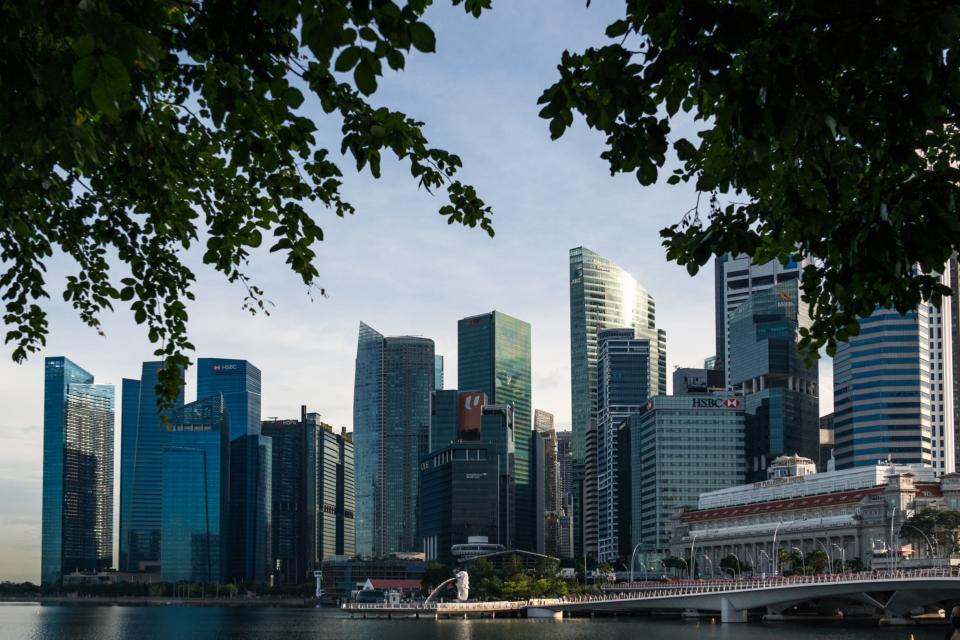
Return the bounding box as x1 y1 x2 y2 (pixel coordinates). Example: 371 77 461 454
730 552 743 577
702 554 714 579
771 521 782 575
815 540 833 574
832 543 846 571
689 533 698 580
899 524 940 569
792 547 806 575
629 543 643 582
759 550 771 576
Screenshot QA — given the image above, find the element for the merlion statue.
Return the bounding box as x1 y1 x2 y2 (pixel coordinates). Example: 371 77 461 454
455 570 470 601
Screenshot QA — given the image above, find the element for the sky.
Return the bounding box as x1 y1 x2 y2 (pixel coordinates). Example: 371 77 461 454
0 2 833 582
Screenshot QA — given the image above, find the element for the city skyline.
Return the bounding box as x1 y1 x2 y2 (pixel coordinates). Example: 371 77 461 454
0 3 835 583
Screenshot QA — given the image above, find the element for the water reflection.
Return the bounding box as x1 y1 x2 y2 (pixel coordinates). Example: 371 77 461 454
0 604 946 640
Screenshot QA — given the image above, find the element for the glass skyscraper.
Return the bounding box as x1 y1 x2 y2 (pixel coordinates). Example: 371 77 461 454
196 358 271 583
595 328 651 561
618 395 745 558
569 247 665 558
160 395 229 583
353 322 435 557
262 408 355 585
435 355 444 390
119 362 184 573
41 357 114 585
715 253 805 383
458 311 536 550
728 282 819 481
834 297 955 472
197 358 261 441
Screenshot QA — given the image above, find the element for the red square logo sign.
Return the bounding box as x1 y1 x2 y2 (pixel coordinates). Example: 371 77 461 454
724 398 740 409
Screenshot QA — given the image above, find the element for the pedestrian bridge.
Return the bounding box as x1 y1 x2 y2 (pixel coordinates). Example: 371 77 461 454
538 569 960 622
344 569 960 623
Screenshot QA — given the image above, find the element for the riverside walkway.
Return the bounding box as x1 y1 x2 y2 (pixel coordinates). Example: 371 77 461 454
343 568 960 622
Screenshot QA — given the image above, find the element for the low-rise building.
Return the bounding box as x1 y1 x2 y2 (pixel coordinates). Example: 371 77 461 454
670 456 958 576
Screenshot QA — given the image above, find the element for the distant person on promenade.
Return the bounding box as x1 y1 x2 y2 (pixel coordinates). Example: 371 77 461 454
946 605 960 640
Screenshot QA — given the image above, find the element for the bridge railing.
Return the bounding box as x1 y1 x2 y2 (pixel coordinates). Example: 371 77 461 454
606 567 958 592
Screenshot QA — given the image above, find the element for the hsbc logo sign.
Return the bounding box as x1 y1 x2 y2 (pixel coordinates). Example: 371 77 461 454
691 397 741 409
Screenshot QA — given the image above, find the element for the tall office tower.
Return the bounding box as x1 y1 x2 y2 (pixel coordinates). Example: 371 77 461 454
435 355 444 390
834 289 955 473
715 253 804 386
458 311 532 431
229 434 272 583
119 362 185 573
197 358 261 440
353 322 435 557
595 328 651 562
196 359 271 582
556 430 574 558
41 357 114 586
482 404 516 549
728 282 819 481
951 255 960 469
262 407 355 584
535 410 560 557
160 395 229 583
420 441 501 564
459 311 535 550
569 247 666 558
618 395 745 557
429 389 461 453
673 367 725 394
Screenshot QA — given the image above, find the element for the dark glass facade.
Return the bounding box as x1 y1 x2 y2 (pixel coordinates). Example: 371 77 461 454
119 362 184 573
196 358 271 583
419 442 500 564
459 311 538 551
41 357 114 585
352 322 434 557
160 395 229 583
429 390 460 454
728 282 819 481
228 434 272 583
595 328 651 561
263 408 356 585
196 358 261 441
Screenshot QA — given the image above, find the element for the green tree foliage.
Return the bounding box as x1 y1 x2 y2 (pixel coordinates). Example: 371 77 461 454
420 561 453 592
539 1 960 359
1 0 493 404
906 509 960 555
719 554 750 575
808 549 829 574
465 555 570 600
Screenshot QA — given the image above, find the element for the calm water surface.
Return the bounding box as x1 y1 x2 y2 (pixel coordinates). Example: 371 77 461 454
0 604 947 640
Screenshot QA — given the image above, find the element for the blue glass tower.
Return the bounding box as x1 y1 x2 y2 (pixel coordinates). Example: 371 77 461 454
119 362 184 573
197 358 261 440
160 395 229 583
196 358 271 583
595 328 651 562
41 357 115 585
728 283 819 481
353 322 434 557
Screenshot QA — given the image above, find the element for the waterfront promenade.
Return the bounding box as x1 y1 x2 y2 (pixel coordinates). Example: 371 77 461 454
344 567 960 623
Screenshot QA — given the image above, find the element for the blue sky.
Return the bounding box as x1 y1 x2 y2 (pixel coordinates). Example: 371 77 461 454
0 2 831 582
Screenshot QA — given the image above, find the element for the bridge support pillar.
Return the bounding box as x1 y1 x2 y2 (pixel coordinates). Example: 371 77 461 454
527 608 563 620
720 598 747 623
